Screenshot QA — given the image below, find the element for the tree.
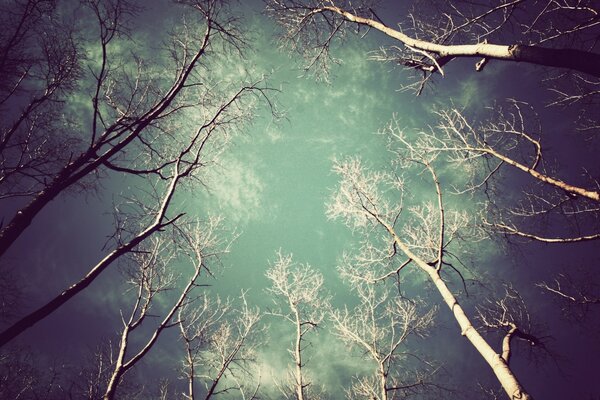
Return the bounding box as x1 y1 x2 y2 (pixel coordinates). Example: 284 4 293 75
102 217 234 400
265 251 327 400
261 1 600 397
331 282 438 400
69 340 147 400
0 339 158 399
265 0 600 91
537 268 600 324
0 347 52 400
392 104 600 243
327 154 534 400
0 0 272 347
178 291 262 400
476 284 548 366
0 0 271 258
0 0 81 204
264 0 600 246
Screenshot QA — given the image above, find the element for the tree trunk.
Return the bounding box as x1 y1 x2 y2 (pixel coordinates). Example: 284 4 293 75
103 328 130 400
0 219 161 347
379 363 388 400
377 214 533 400
0 184 63 258
425 268 532 400
204 369 225 400
320 6 600 77
293 308 305 400
186 346 195 400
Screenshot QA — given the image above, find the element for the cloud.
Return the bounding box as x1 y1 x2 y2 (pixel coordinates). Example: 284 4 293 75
265 124 283 143
251 319 375 398
204 157 265 224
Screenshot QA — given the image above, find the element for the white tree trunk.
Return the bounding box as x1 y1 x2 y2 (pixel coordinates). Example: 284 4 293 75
320 6 600 77
378 215 532 400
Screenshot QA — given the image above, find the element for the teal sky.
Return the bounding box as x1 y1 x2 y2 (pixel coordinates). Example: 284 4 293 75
2 1 599 399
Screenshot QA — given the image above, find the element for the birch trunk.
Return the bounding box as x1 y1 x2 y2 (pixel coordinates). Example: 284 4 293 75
293 307 305 400
319 6 600 77
377 214 532 400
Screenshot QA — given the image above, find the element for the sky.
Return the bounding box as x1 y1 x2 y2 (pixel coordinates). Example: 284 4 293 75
1 0 599 399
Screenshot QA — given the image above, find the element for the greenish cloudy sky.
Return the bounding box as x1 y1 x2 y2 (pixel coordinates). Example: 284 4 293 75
1 1 599 399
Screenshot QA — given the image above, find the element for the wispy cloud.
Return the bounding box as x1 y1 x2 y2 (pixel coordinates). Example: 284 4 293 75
203 157 265 224
265 124 283 143
253 321 375 398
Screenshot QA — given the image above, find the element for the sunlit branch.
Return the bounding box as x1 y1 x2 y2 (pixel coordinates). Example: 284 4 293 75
488 221 600 243
265 251 327 400
267 1 600 79
103 218 227 400
328 156 533 400
537 273 600 306
331 283 436 400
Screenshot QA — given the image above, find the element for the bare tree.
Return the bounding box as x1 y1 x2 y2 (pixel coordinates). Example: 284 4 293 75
265 251 327 400
0 345 90 400
71 341 121 400
331 282 438 400
407 102 600 243
64 339 149 400
537 269 600 324
0 98 252 346
0 0 273 347
327 154 534 400
102 216 234 400
265 0 600 249
477 285 547 367
178 291 262 400
0 339 156 399
265 1 600 89
0 347 40 400
0 0 81 202
0 0 273 257
179 295 230 400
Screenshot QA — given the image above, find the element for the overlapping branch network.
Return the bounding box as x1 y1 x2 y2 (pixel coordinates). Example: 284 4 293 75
0 0 276 349
327 149 534 400
402 101 600 243
266 0 600 92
